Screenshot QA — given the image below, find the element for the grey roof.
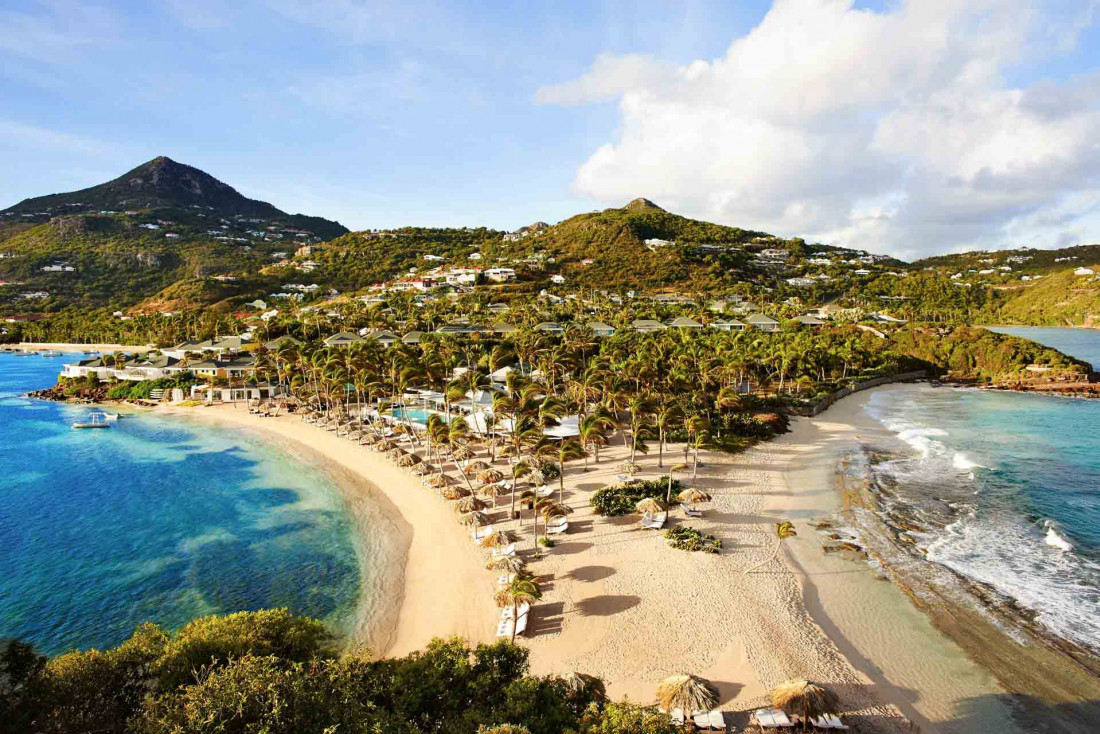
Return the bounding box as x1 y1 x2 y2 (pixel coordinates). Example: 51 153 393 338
586 321 615 333
323 331 362 345
668 316 704 328
745 313 780 324
631 319 666 330
402 330 425 344
535 322 563 331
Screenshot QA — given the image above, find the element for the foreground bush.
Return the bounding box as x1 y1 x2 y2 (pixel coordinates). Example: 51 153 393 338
0 610 674 734
590 478 681 517
665 526 722 554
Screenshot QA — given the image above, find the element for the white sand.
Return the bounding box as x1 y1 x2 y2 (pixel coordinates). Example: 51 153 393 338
159 392 1023 732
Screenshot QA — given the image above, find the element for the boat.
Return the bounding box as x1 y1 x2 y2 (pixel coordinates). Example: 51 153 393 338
102 412 121 421
39 349 62 356
8 349 33 356
72 412 111 429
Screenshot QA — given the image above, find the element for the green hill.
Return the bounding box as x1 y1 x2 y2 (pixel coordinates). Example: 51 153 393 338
0 158 347 314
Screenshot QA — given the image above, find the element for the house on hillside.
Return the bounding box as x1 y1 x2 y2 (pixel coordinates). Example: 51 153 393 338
794 314 826 327
745 313 780 332
632 319 666 332
535 321 564 334
711 320 747 332
668 316 704 329
586 321 615 337
359 329 399 348
323 332 362 348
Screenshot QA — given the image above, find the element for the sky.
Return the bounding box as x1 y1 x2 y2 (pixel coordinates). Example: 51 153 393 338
2 0 1100 260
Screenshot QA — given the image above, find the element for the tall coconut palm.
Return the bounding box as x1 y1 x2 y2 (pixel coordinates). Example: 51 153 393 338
536 438 586 503
747 520 798 574
496 575 542 643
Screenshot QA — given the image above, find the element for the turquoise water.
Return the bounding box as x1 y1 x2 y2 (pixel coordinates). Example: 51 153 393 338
389 407 436 424
863 327 1100 650
0 353 363 655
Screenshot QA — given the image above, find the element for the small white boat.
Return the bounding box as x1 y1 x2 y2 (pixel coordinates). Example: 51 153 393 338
102 412 121 421
39 349 62 356
72 412 111 429
9 349 33 356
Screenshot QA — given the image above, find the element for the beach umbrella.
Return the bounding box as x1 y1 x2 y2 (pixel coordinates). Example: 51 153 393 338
427 474 451 489
411 463 430 476
635 497 668 515
360 432 378 445
464 460 490 475
479 482 511 498
397 453 421 467
450 446 476 461
677 487 711 506
618 460 641 476
770 680 839 730
386 447 406 460
656 674 718 715
498 444 520 457
478 529 515 548
377 440 397 452
478 468 505 484
457 510 489 527
454 495 489 514
439 486 470 500
487 554 527 572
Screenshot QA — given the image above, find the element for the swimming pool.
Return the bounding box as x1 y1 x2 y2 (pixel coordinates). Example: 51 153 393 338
388 408 437 425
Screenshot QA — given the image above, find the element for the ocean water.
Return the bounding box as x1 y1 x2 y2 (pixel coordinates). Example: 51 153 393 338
0 353 365 655
862 328 1100 651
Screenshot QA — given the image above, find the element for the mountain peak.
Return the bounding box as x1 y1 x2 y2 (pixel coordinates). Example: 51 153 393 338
623 198 665 213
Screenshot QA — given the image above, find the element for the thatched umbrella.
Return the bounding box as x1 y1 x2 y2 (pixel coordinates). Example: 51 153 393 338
377 439 397 452
677 487 711 506
656 674 718 715
360 432 378 445
498 443 520 458
386 447 406 460
397 453 421 467
464 460 490 476
487 555 526 573
450 446 476 461
426 474 450 489
635 497 668 515
770 680 839 731
479 482 511 499
457 510 489 527
562 672 607 702
454 495 489 514
618 460 641 476
478 529 515 548
439 485 470 500
478 468 505 485
527 468 546 486
411 463 431 476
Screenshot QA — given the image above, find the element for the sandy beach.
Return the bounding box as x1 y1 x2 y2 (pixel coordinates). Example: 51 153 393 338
153 388 1098 733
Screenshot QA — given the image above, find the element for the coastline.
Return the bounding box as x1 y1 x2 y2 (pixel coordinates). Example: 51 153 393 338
9 342 154 353
157 403 496 657
784 384 1100 733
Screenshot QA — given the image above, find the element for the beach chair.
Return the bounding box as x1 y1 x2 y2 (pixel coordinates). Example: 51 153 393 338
669 709 685 726
497 573 516 588
641 511 667 529
705 710 726 730
501 602 530 620
615 474 640 484
471 525 494 543
535 485 554 498
754 708 794 729
680 502 703 517
546 516 569 535
816 714 847 730
491 543 516 559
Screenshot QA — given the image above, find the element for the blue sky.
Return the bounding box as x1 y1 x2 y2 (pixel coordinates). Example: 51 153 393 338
3 1 1100 258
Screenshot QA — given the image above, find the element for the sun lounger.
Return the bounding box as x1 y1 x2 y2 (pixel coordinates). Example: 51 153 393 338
641 511 667 529
500 602 530 620
704 710 725 730
495 607 530 638
615 474 640 484
680 502 703 517
810 714 847 730
471 525 494 542
491 543 516 559
535 485 554 498
546 516 569 534
754 708 794 728
497 573 516 588
669 709 685 726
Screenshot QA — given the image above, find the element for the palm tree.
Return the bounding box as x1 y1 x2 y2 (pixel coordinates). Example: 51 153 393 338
747 520 797 574
653 401 680 469
537 439 586 503
577 412 612 469
665 463 688 504
496 575 542 643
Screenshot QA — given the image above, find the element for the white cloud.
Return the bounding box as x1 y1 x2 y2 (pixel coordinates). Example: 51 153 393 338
537 0 1100 260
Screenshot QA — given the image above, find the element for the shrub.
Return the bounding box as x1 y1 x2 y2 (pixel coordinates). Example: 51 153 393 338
107 383 133 400
589 478 681 517
665 525 721 554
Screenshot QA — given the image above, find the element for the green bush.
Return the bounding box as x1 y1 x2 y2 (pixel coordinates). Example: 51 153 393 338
589 478 681 517
106 383 133 400
665 525 722 554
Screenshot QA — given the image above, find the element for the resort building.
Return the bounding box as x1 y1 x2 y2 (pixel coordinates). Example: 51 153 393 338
794 314 826 327
163 336 246 360
710 320 747 332
264 335 300 350
535 322 564 334
402 331 425 345
359 329 399 348
492 322 517 336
